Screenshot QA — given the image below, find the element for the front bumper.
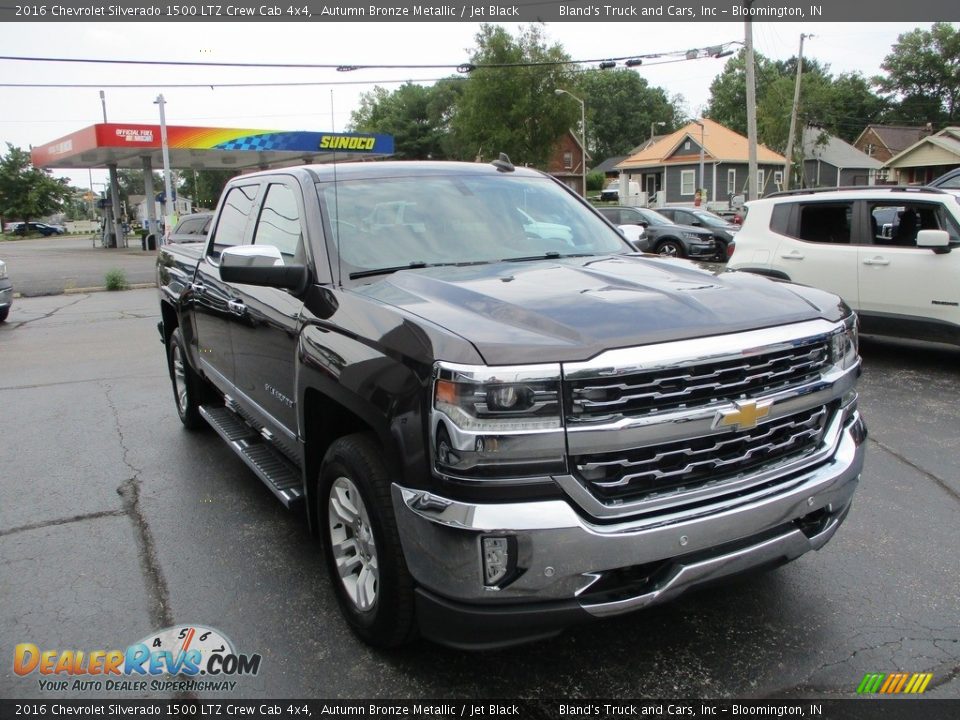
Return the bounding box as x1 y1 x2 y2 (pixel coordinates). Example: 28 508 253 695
392 410 865 649
686 241 717 258
0 283 13 310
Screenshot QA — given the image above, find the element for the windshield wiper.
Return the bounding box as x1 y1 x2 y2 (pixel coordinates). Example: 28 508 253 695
349 260 489 280
501 252 594 263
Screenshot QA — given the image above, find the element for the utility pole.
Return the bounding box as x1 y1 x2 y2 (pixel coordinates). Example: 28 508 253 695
155 94 176 242
744 6 759 201
783 33 813 191
101 90 125 247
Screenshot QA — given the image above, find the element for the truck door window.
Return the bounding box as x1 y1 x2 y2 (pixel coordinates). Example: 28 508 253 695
209 184 259 255
254 184 303 263
870 201 960 247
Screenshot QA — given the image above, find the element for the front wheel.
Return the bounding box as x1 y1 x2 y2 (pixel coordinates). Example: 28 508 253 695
167 327 205 430
319 434 416 648
656 239 685 258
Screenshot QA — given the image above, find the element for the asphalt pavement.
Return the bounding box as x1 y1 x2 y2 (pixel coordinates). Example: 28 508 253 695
1 289 958 703
0 235 157 296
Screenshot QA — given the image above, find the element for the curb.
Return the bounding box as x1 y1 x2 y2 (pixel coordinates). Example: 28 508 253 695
63 283 156 295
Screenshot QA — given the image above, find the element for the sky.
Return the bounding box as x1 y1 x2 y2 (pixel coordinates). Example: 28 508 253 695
0 20 942 190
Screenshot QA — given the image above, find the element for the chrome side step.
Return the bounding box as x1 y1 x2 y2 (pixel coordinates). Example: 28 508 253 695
200 405 304 509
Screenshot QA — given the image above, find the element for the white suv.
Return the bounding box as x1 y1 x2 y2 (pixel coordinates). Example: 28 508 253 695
729 187 960 345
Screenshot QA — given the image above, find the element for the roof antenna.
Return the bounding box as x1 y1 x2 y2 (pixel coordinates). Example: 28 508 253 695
491 152 515 172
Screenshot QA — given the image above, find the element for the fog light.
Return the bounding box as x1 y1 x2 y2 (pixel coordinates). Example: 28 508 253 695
482 536 511 586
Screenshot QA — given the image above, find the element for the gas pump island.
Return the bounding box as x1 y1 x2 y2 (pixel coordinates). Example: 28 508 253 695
31 124 393 248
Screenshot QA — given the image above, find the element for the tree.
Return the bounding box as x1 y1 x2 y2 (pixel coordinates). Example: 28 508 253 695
575 68 684 163
178 169 235 210
350 78 464 159
0 144 74 224
452 24 580 167
875 23 960 125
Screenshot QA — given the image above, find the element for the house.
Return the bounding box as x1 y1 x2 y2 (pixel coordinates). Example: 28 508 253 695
615 118 786 205
801 126 881 188
127 194 193 225
883 126 960 185
853 124 931 165
545 130 591 196
592 141 657 181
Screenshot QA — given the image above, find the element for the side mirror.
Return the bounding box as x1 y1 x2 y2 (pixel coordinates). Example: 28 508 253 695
219 245 309 291
916 229 952 254
638 220 649 228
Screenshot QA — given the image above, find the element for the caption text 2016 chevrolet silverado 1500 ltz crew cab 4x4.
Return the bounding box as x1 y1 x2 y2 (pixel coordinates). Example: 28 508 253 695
157 159 865 649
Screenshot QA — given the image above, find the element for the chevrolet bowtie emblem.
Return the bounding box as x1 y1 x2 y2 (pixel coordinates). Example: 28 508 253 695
714 400 773 431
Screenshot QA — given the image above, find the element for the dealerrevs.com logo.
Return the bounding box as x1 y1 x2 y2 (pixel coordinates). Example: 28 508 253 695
14 625 261 693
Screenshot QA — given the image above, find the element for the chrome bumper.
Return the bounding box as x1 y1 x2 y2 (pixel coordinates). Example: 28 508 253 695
392 410 864 615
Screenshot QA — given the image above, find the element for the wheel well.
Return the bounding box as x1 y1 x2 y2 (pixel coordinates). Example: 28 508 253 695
303 389 378 533
160 301 178 344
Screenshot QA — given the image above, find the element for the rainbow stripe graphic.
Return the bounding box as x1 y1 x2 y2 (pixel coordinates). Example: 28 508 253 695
857 672 933 694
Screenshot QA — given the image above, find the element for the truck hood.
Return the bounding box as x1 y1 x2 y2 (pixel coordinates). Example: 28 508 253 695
353 255 845 365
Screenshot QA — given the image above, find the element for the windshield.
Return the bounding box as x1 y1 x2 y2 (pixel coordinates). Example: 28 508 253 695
690 210 729 228
317 174 628 277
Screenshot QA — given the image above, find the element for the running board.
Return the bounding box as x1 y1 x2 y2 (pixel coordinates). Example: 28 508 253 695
200 405 304 509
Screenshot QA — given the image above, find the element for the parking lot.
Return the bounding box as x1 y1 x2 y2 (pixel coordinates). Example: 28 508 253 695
0 280 958 701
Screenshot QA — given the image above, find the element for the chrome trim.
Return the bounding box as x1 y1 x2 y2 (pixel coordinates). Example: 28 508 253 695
563 319 839 380
391 411 863 603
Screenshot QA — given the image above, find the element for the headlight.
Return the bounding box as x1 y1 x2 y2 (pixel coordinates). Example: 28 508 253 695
432 362 565 479
683 232 707 242
829 314 859 371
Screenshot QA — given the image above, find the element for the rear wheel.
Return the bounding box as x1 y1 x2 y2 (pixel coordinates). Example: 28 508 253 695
657 239 685 258
0 307 8 323
167 327 205 430
319 433 416 648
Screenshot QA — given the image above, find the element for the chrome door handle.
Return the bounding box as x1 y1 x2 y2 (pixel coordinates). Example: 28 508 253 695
227 300 246 316
780 252 804 260
862 258 890 266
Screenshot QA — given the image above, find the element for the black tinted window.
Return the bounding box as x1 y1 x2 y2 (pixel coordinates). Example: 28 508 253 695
254 184 303 261
770 203 791 235
796 203 853 244
210 185 258 250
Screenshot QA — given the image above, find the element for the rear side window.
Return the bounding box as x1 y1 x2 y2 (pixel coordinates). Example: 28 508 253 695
770 204 791 235
210 184 259 250
796 203 853 244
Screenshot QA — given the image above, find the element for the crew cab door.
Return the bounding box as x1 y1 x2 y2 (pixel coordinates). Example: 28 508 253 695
228 180 308 455
193 182 261 391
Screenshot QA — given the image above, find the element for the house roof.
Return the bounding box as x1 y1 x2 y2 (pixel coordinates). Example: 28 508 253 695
854 124 929 155
615 118 784 170
802 127 882 170
885 126 960 169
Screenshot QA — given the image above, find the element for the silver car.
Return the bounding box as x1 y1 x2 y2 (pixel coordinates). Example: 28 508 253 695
0 259 12 322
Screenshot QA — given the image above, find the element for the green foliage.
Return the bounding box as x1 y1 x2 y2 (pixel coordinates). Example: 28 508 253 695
575 69 684 164
104 268 129 291
350 79 464 159
586 171 606 192
452 24 580 167
0 144 74 224
875 23 960 124
177 169 236 209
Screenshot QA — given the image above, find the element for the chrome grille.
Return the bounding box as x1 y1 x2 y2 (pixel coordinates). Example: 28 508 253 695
574 405 830 504
567 338 831 420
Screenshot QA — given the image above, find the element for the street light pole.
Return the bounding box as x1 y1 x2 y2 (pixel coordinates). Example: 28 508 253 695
694 119 706 205
154 94 176 242
555 88 587 198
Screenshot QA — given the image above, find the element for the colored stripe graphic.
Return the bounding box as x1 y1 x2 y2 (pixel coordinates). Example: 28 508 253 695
857 672 932 694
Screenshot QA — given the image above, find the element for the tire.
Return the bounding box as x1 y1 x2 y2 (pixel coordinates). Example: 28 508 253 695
657 239 685 258
0 307 8 323
167 327 205 430
319 433 416 648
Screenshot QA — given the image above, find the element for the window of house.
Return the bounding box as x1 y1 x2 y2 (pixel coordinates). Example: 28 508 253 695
865 143 875 156
253 184 303 261
774 170 783 190
757 170 765 193
563 151 573 169
684 141 691 150
727 169 736 196
680 170 696 196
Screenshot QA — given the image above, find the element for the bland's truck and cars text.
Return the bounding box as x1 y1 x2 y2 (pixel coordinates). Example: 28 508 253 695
157 159 865 649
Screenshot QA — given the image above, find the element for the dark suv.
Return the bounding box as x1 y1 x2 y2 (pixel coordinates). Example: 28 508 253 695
657 206 739 261
596 206 716 259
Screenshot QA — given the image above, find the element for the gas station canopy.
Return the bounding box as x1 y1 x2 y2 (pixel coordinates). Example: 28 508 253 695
31 123 394 171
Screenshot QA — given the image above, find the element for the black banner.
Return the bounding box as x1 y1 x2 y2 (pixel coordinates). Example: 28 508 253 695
1 0 958 23
2 700 960 720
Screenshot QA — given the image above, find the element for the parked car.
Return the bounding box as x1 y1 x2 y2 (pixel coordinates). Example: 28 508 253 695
167 212 213 244
596 206 716 259
0 259 12 322
657 206 740 261
12 222 65 236
3 222 22 234
929 167 960 196
599 180 641 203
728 185 960 345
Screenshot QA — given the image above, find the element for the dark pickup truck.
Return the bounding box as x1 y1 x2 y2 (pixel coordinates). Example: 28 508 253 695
157 160 865 649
